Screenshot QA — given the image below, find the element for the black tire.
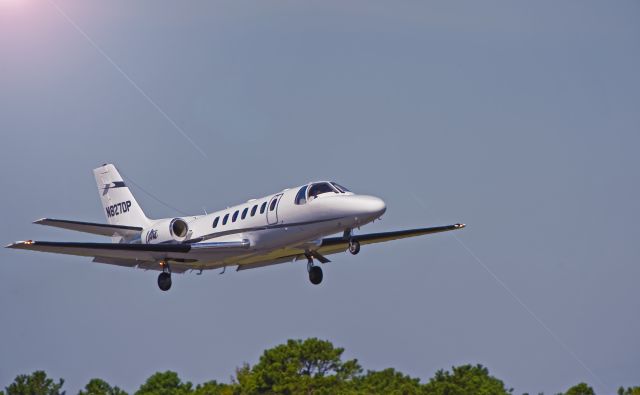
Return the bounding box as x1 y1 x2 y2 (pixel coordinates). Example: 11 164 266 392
349 240 361 255
158 272 172 291
308 266 323 285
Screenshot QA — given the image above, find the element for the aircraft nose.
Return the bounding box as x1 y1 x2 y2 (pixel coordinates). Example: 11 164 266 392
356 195 387 218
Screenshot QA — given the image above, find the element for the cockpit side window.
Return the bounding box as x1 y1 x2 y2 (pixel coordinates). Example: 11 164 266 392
295 185 308 205
307 182 338 201
331 182 351 193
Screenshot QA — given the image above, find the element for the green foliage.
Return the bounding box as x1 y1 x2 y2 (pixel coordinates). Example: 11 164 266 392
4 371 65 395
78 378 127 395
192 381 232 395
618 387 640 395
134 371 192 395
422 364 512 395
2 341 638 395
235 338 361 394
564 382 595 395
354 368 422 395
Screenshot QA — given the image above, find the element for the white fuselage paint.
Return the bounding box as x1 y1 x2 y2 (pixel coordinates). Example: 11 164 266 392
142 183 386 270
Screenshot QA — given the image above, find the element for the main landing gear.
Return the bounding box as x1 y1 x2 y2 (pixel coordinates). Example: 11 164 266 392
157 265 172 291
306 255 323 285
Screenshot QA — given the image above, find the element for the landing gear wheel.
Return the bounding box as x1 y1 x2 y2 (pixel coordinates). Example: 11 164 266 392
349 240 361 255
308 265 323 285
158 272 172 291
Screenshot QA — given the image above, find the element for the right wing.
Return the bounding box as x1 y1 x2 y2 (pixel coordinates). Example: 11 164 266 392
33 218 142 238
6 239 250 272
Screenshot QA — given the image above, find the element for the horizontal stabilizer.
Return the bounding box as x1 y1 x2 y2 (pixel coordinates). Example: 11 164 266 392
34 218 142 238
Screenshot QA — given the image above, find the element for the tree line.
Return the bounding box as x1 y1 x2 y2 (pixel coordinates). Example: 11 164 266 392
2 338 637 395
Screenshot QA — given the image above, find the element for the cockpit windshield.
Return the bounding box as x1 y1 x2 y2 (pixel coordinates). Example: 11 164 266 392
308 182 337 200
331 182 351 193
295 182 353 205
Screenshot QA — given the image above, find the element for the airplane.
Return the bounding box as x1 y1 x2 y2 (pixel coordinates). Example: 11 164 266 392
6 164 465 291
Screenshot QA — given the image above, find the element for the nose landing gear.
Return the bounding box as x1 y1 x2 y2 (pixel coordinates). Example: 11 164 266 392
344 229 361 255
348 240 360 255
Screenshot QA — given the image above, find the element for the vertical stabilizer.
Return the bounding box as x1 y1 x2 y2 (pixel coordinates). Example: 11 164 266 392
93 164 150 227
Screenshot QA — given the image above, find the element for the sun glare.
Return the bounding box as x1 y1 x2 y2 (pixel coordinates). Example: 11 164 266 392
1 0 29 9
0 0 36 17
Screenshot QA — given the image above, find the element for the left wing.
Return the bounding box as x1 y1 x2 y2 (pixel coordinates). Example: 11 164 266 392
236 223 465 271
317 223 466 255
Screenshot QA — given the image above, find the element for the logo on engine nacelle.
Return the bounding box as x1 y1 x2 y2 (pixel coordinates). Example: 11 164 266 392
146 229 158 244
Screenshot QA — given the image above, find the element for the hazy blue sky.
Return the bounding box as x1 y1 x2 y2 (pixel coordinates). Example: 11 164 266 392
1 1 638 394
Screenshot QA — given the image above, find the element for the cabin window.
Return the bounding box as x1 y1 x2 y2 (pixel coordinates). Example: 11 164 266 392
295 185 308 205
222 213 229 225
241 207 248 220
251 205 258 216
269 199 278 211
232 210 239 222
260 202 267 214
307 182 338 201
212 216 219 228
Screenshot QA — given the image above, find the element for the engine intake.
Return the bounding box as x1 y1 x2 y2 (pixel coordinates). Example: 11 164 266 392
143 218 190 244
170 218 189 239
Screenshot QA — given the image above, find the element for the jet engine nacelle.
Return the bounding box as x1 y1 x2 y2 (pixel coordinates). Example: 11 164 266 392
142 218 190 244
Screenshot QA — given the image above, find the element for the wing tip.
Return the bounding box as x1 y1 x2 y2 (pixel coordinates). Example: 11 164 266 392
454 223 466 229
5 240 35 248
33 218 47 225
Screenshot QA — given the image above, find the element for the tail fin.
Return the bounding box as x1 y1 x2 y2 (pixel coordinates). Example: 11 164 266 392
93 164 150 227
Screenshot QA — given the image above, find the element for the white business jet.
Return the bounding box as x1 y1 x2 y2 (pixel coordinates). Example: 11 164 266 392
7 164 465 291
